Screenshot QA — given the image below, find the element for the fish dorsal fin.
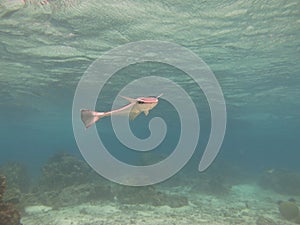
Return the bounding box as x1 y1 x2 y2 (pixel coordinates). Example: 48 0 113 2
120 95 137 103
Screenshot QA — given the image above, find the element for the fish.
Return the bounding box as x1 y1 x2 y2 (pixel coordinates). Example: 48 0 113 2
81 94 163 128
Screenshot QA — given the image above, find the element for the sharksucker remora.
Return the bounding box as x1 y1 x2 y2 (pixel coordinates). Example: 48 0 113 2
81 94 163 128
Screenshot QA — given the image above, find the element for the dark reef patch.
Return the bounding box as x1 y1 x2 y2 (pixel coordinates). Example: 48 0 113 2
259 169 300 195
190 160 248 196
0 175 22 225
37 152 97 191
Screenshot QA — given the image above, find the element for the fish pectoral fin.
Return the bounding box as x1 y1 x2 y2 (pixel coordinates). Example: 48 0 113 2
120 95 137 103
129 105 142 120
144 110 149 116
129 111 141 120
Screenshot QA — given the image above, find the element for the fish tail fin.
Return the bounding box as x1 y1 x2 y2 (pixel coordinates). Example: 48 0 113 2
80 109 105 128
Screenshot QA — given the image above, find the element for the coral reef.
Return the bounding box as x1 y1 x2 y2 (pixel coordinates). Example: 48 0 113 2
259 169 300 195
0 162 30 193
24 182 113 208
4 187 21 205
38 152 96 191
0 175 22 225
0 175 5 199
0 162 29 212
23 152 187 209
19 153 114 208
277 199 300 224
113 185 188 208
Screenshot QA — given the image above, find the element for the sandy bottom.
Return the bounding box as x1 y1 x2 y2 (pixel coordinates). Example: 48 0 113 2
21 184 297 225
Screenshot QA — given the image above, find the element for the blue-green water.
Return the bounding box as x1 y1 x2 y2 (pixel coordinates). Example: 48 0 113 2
0 0 300 223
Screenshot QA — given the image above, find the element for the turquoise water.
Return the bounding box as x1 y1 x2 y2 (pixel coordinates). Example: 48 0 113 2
1 0 299 175
0 0 300 223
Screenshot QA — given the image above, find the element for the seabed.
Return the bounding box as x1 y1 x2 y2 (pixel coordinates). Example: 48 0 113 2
21 184 298 225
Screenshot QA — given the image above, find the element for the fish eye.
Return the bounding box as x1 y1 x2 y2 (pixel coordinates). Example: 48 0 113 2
137 100 145 104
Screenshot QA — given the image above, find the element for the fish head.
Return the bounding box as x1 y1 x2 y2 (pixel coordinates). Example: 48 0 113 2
136 93 162 104
137 97 158 104
135 96 160 112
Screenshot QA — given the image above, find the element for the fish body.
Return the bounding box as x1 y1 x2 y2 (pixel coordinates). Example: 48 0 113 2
81 94 162 128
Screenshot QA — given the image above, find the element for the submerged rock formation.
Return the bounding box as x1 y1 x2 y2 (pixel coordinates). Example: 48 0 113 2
0 175 22 225
277 199 300 224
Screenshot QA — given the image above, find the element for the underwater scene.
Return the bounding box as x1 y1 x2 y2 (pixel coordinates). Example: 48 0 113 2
0 0 300 224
